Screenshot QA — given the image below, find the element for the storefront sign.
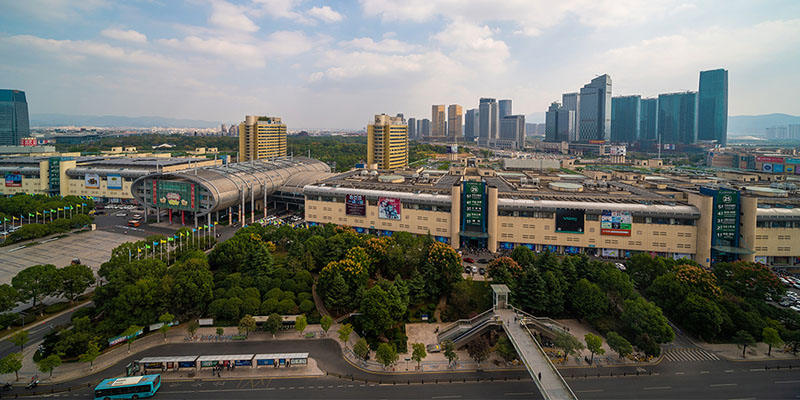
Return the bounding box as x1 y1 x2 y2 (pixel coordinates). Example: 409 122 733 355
463 181 485 228
345 194 366 216
155 181 197 211
757 156 784 163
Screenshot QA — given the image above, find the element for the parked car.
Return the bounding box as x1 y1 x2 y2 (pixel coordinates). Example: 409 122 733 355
462 257 475 263
478 258 490 264
615 263 627 271
132 214 143 220
114 212 127 217
478 267 486 275
464 266 472 274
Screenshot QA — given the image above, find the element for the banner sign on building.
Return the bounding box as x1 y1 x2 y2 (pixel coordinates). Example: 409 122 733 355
85 173 100 189
4 173 22 187
757 156 784 163
762 163 773 172
786 158 800 165
345 194 366 216
20 137 37 147
773 164 784 173
463 181 485 228
155 180 197 211
787 165 796 174
555 208 584 234
107 174 123 190
602 248 619 258
609 146 626 156
703 187 740 247
377 197 401 220
600 210 632 236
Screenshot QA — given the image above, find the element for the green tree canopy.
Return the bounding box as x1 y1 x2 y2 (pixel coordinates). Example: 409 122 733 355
375 343 398 368
568 279 608 321
605 331 633 358
0 352 23 380
411 343 427 367
762 327 782 357
59 264 95 302
353 338 370 361
621 297 674 344
584 333 605 364
12 264 61 309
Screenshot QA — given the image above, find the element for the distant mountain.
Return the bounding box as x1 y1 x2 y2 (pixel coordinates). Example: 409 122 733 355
31 113 222 129
728 113 800 136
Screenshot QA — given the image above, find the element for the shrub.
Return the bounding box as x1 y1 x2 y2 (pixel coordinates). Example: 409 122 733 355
261 298 279 314
299 299 315 314
278 299 296 314
297 292 312 303
44 302 70 314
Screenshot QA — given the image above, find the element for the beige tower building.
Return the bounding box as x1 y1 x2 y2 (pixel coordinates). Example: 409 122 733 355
448 104 463 140
238 115 287 162
432 105 446 137
367 114 408 170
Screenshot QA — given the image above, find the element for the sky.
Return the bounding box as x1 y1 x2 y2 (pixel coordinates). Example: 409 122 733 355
1 0 799 129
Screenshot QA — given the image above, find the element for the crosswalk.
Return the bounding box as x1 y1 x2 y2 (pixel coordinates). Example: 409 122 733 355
663 348 720 362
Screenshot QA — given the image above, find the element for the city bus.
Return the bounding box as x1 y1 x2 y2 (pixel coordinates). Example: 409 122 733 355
94 375 161 399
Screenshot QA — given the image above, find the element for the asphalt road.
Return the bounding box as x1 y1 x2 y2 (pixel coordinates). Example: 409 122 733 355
0 303 90 360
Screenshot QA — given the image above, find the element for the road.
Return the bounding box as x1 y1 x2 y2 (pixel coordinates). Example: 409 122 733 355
0 303 91 360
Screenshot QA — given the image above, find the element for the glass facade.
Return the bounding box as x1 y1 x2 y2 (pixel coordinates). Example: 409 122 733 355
578 74 612 142
639 98 658 141
698 69 728 146
658 92 697 145
0 89 30 146
610 95 641 143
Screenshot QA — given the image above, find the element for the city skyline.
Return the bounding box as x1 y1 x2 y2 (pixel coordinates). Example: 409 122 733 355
0 1 799 129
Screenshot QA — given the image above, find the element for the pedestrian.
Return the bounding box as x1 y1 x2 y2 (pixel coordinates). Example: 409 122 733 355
538 372 541 380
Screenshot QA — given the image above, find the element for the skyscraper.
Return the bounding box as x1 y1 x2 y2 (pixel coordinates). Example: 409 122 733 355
447 104 463 141
500 115 526 148
464 108 479 143
367 113 408 169
698 68 728 146
238 115 287 161
432 105 446 137
408 117 416 140
499 99 512 119
0 89 30 146
657 92 697 146
545 102 573 142
478 98 498 145
420 119 431 137
610 95 641 143
640 98 658 142
561 92 579 142
578 74 612 142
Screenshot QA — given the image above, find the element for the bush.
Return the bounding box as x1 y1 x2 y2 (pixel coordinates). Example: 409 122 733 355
280 279 297 293
299 299 315 314
265 288 282 300
13 313 37 326
0 312 18 329
44 302 71 314
261 298 279 314
278 299 296 314
297 292 312 303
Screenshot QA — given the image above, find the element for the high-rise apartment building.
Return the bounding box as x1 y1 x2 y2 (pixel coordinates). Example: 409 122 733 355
408 117 417 140
447 104 463 141
0 89 30 146
611 95 641 143
432 105 446 137
698 68 728 146
640 98 658 142
789 125 800 140
238 115 287 161
420 119 431 137
561 92 579 142
545 102 573 142
657 92 697 145
579 74 612 142
464 108 479 143
478 98 498 145
367 113 408 170
499 99 512 119
500 115 526 148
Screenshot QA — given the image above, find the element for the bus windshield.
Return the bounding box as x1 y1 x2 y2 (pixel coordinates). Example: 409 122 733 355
94 375 161 399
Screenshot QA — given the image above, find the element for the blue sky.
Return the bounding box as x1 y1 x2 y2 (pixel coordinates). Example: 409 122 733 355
1 0 798 129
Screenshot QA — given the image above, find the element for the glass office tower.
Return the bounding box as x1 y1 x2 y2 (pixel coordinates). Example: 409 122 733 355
698 69 728 146
610 95 641 143
0 89 30 146
657 92 697 146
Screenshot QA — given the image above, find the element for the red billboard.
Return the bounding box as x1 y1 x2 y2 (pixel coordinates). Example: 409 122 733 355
756 156 784 163
345 194 366 216
20 137 37 146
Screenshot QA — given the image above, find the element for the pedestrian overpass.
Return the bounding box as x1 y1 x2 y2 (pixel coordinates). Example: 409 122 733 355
437 284 578 400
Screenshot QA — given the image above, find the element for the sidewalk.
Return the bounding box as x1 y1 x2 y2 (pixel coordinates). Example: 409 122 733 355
699 341 800 361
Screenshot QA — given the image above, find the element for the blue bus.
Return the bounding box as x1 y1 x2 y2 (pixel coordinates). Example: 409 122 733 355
94 374 161 399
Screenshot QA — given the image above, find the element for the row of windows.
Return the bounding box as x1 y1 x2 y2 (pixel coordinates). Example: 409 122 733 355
757 221 800 228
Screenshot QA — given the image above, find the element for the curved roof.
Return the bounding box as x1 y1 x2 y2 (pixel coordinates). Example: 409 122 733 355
131 157 331 215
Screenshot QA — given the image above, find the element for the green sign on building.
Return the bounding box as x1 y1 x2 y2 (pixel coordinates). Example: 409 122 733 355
713 188 739 245
464 181 484 227
153 180 198 211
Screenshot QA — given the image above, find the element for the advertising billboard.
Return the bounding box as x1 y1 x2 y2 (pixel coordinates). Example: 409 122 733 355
447 144 459 154
377 197 401 220
600 210 632 236
85 173 100 189
555 208 584 234
463 181 485 228
345 193 366 216
602 248 620 258
609 146 626 156
4 173 22 187
773 164 784 173
786 158 800 165
107 174 123 190
710 188 740 246
20 137 37 146
762 163 773 172
757 156 784 163
786 165 796 174
155 180 197 211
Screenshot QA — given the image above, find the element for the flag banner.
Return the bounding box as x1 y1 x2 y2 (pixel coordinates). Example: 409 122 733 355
146 245 151 249
137 248 142 252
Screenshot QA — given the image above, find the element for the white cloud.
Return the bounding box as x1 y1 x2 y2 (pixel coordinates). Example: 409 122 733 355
308 6 343 23
158 31 315 68
434 18 510 73
251 0 312 24
339 37 417 53
209 0 259 32
101 28 147 43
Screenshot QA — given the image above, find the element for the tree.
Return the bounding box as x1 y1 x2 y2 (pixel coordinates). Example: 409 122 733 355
320 315 333 336
584 333 605 364
12 264 61 310
467 336 491 366
0 353 23 380
353 338 370 361
411 343 427 368
620 297 674 344
58 264 95 302
158 312 175 341
266 313 283 336
553 331 584 362
486 257 522 285
338 323 354 348
10 330 28 352
733 330 756 358
762 327 783 357
495 336 518 363
187 320 200 337
568 279 608 321
443 340 458 366
605 331 633 358
375 343 398 369
123 325 142 353
359 284 395 337
37 354 62 378
78 341 100 370
0 284 18 312
295 314 308 337
216 327 225 336
239 315 256 338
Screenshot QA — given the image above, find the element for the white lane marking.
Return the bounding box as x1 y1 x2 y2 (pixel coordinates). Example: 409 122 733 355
432 396 462 399
710 383 737 387
574 389 604 393
675 372 685 375
775 380 800 384
504 392 537 396
644 386 672 390
725 370 735 373
701 371 710 374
